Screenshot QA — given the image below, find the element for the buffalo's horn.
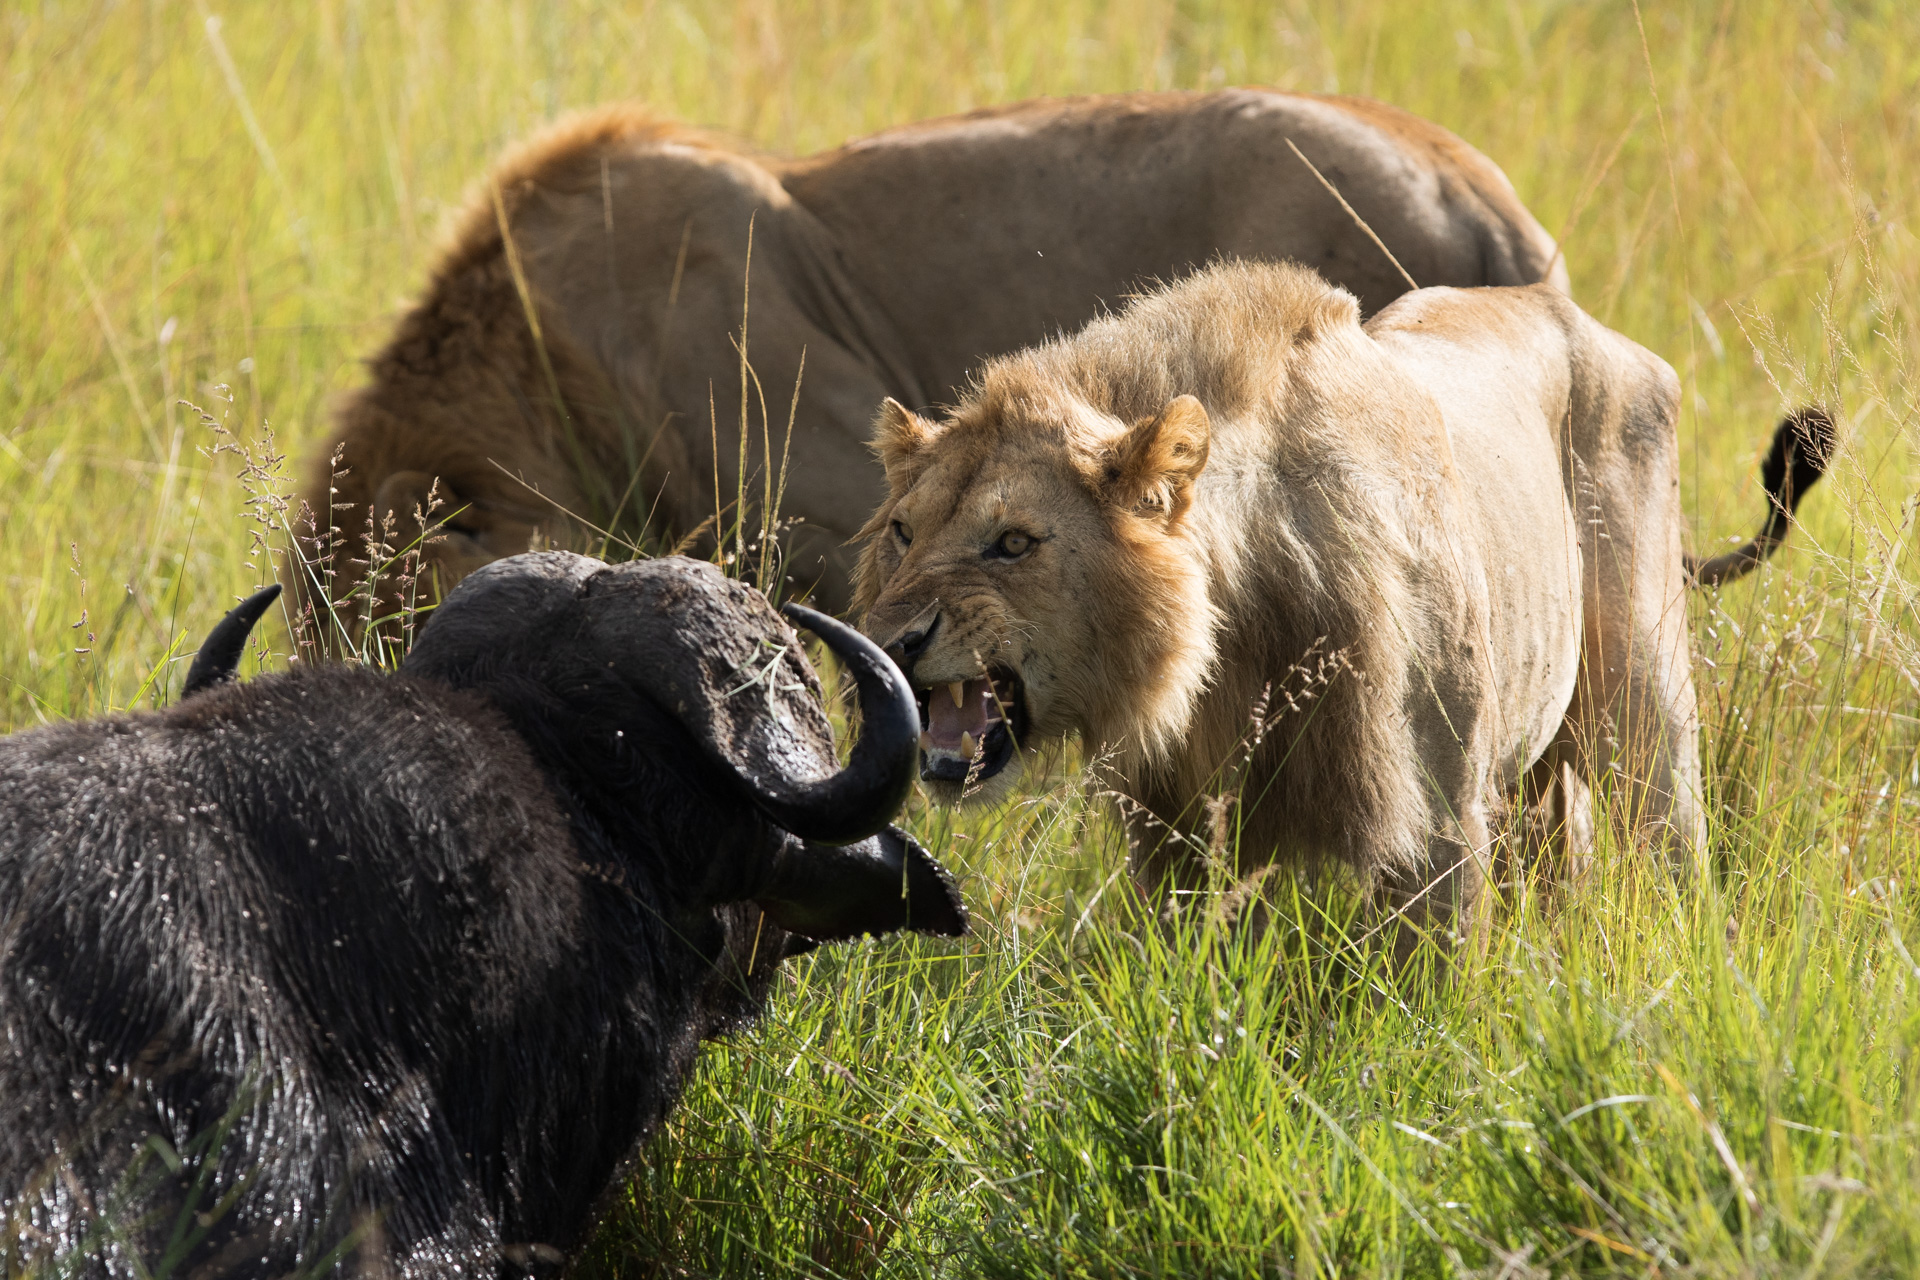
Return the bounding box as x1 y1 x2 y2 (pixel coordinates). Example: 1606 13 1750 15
183 584 283 697
725 602 921 848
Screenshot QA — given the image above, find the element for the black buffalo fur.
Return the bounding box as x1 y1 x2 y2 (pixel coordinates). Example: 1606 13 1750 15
0 564 958 1277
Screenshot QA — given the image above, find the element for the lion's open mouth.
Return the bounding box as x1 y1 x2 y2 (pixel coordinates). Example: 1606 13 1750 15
916 669 1027 785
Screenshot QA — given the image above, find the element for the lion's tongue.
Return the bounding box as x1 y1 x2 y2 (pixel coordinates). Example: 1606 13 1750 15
925 678 996 751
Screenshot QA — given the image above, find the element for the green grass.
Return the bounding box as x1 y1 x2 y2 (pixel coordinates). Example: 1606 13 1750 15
7 0 1920 1275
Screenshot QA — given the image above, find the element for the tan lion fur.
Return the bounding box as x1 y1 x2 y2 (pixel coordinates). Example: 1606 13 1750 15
303 91 1569 621
857 260 1726 930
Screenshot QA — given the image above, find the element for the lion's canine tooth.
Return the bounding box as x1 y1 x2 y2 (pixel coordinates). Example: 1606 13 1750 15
960 730 976 759
949 681 967 709
919 731 933 752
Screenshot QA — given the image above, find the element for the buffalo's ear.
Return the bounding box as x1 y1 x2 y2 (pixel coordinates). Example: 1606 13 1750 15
754 827 967 942
872 398 934 494
1099 395 1211 523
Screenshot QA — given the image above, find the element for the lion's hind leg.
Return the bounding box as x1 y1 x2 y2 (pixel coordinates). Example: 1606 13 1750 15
1519 738 1596 890
1559 509 1708 872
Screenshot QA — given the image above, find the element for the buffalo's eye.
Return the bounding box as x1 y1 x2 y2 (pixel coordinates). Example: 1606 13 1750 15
988 530 1034 561
892 519 913 546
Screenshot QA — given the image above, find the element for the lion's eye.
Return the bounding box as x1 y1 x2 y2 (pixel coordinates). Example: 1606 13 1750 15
989 530 1034 560
891 519 913 546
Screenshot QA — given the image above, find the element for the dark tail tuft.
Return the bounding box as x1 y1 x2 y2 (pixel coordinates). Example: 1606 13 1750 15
1757 405 1837 537
1686 406 1835 588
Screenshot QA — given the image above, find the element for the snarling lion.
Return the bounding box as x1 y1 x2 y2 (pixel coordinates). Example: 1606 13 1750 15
854 261 1829 931
302 90 1568 624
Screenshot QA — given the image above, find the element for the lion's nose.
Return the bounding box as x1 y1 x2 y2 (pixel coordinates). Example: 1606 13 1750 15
886 613 939 681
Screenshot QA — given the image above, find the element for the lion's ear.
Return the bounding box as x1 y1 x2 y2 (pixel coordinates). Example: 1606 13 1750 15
872 398 934 493
1101 395 1211 523
373 470 455 537
372 471 540 559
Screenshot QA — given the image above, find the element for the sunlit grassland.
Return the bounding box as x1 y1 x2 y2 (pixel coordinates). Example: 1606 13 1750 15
6 1 1920 1275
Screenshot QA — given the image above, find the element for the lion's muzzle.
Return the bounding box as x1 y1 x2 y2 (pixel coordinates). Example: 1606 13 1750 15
915 669 1027 785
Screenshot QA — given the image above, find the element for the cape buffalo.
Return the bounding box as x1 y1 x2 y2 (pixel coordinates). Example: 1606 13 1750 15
0 552 964 1278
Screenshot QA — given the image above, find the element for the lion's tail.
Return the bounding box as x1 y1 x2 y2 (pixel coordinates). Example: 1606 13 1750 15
1685 406 1836 588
